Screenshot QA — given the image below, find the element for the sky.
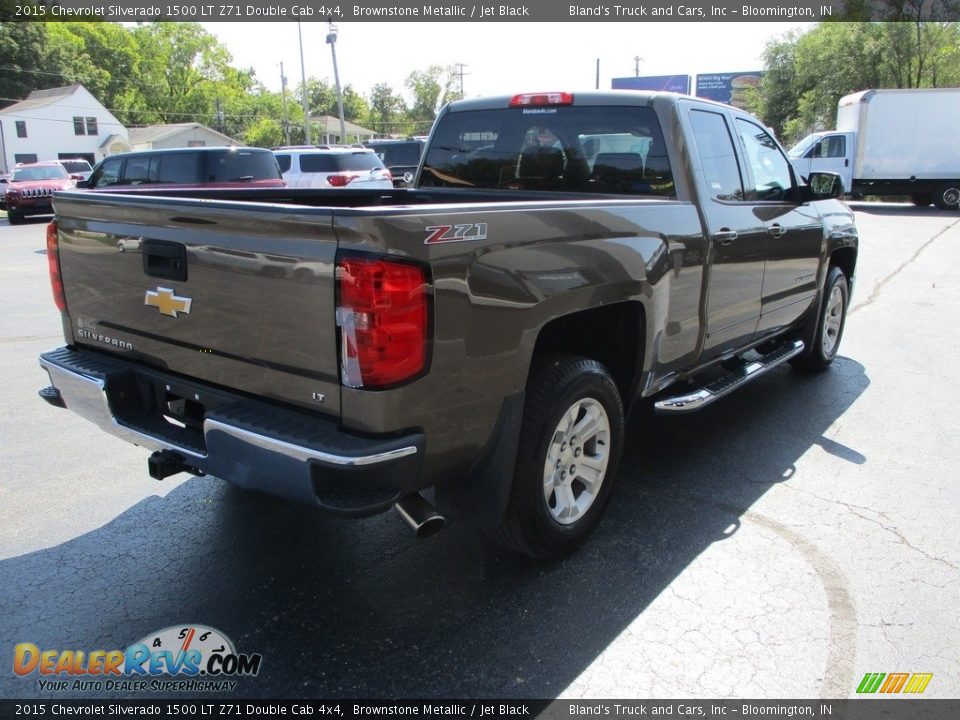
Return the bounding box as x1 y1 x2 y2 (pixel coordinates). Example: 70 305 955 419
203 21 814 101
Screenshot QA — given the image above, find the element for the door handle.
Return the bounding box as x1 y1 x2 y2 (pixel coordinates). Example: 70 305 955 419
713 229 738 246
142 239 188 282
767 223 785 239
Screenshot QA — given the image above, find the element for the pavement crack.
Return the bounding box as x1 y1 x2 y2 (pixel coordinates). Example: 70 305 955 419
849 217 960 315
846 507 959 571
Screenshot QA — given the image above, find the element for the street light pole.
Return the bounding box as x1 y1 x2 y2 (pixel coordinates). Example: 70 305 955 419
326 21 347 144
298 21 311 145
280 62 291 146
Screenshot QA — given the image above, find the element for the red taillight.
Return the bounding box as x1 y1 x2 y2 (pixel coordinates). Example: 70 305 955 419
46 221 67 312
327 174 353 187
509 92 574 107
337 256 429 388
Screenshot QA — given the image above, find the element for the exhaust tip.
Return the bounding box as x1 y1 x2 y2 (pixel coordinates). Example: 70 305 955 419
394 493 446 539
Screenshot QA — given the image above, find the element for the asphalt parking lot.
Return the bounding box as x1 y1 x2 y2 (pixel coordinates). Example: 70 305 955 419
1 204 958 700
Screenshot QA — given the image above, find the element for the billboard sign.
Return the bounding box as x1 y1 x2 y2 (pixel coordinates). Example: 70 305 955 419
612 75 691 94
695 72 764 109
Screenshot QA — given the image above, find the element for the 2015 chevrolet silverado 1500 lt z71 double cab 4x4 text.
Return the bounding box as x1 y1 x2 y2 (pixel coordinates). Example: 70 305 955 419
39 91 857 559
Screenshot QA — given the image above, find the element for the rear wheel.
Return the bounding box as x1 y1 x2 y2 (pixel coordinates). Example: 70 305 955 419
6 211 22 225
490 356 624 559
933 183 960 211
791 266 849 371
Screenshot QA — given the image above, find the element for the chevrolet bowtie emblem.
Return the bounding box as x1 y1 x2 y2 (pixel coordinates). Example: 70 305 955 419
145 287 192 318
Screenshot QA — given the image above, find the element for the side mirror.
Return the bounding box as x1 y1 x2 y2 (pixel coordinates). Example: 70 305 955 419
805 171 843 200
69 174 84 181
75 180 91 189
0 177 8 184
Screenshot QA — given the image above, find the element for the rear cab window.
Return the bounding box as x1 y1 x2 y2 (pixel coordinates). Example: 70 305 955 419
421 105 674 196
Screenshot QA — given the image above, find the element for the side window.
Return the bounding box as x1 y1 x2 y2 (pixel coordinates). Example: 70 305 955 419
806 136 846 159
157 153 201 184
92 158 122 188
275 154 292 173
826 135 845 158
123 157 153 185
735 119 793 201
689 109 745 201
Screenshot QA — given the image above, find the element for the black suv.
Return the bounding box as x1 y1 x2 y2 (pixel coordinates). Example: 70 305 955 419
363 139 425 187
82 147 284 190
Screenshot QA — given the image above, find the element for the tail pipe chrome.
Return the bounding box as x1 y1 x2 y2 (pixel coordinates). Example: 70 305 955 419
394 493 446 539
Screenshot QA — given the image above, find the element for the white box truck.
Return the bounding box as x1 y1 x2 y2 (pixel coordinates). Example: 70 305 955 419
789 88 960 210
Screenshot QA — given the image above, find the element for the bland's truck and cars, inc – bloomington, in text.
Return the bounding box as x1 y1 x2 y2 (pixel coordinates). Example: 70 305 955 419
39 91 857 558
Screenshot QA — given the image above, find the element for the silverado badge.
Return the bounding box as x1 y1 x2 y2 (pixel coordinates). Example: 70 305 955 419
145 287 192 318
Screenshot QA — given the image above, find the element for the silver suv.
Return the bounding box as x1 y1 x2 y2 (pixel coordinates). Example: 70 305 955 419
273 147 392 189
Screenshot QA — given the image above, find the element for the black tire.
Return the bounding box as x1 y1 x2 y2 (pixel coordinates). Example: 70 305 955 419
791 266 849 371
911 193 932 207
933 183 960 211
490 356 625 559
7 211 22 225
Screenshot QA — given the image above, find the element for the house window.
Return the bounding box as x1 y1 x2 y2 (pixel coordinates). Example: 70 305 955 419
14 153 38 164
15 121 27 138
73 117 98 136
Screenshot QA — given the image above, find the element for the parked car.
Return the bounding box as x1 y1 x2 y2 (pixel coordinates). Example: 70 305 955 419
81 147 285 191
55 159 94 182
4 162 76 224
272 147 392 189
363 138 425 187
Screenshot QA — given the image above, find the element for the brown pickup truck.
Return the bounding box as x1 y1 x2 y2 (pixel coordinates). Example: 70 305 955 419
39 91 858 558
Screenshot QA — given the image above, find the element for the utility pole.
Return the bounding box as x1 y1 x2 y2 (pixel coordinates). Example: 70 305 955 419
279 62 291 146
634 56 643 76
326 20 347 144
454 63 470 97
298 21 311 144
596 59 600 90
215 98 224 133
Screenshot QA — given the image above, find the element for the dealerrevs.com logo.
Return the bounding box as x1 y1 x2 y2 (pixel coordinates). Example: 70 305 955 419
856 672 933 695
13 625 262 693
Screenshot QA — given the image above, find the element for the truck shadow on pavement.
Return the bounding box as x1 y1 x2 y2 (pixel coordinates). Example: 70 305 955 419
0 358 868 699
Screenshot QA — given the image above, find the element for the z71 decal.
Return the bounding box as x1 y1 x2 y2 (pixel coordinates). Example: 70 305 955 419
424 223 488 245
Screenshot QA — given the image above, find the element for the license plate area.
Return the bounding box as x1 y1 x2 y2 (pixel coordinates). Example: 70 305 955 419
106 370 239 456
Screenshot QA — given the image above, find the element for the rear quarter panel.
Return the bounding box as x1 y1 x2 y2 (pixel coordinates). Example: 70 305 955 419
334 199 705 485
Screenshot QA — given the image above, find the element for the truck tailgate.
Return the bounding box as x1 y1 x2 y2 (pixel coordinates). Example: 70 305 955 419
53 192 341 416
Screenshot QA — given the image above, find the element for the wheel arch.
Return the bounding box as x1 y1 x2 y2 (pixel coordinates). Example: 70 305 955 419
528 301 646 407
830 246 857 283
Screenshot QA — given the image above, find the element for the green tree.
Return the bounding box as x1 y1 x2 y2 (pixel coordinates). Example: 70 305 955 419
404 65 462 132
128 23 252 129
755 20 960 144
0 21 50 105
367 83 407 136
243 116 285 148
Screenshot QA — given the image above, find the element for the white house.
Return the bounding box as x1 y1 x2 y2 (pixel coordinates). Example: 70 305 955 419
0 85 129 173
127 123 241 150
